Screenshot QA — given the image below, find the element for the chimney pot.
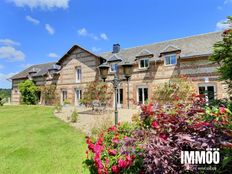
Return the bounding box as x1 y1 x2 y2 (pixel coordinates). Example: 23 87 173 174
112 44 120 53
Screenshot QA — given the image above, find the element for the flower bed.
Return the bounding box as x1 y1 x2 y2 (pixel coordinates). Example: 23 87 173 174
84 95 232 174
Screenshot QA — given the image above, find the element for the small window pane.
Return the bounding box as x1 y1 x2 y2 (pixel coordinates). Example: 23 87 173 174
207 86 215 101
111 64 118 72
144 59 149 67
144 88 148 101
171 55 177 64
165 56 171 65
140 60 144 68
140 59 149 68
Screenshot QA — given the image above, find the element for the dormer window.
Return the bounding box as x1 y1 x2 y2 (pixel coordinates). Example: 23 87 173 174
139 58 149 69
110 63 118 72
164 54 177 66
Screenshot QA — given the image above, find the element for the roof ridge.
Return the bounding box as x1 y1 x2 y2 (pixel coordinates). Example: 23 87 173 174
99 31 222 55
30 62 56 67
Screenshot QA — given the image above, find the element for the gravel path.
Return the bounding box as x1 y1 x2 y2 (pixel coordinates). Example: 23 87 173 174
54 106 140 135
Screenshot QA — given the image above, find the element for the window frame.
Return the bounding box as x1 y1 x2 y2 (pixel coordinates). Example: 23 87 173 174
76 67 82 83
139 58 149 69
110 63 118 73
137 86 149 104
198 84 216 103
164 54 177 66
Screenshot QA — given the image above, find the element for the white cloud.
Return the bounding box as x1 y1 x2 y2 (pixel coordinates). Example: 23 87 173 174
224 0 232 4
26 15 40 25
48 53 59 58
91 47 101 53
45 24 55 35
216 19 232 30
0 65 4 69
77 28 98 40
100 33 108 40
8 0 69 9
0 46 25 62
77 28 109 41
0 39 20 46
0 72 18 88
78 28 88 36
19 63 32 68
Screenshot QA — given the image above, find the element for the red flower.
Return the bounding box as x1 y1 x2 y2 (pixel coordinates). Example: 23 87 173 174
193 121 211 128
125 155 133 166
151 121 159 129
159 133 168 141
108 125 117 132
118 158 127 168
105 158 109 166
108 149 117 156
112 136 119 144
88 143 94 152
219 107 226 114
112 165 120 174
141 103 154 115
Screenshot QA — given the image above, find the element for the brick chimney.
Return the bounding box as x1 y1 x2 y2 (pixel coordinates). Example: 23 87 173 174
112 44 120 53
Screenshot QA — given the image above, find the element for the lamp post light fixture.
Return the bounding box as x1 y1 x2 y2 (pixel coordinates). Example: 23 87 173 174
122 62 133 109
98 63 133 125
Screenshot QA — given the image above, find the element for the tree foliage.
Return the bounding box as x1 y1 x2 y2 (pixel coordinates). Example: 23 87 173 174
39 85 57 105
152 76 195 105
80 81 113 107
209 16 232 94
18 80 39 105
0 88 11 99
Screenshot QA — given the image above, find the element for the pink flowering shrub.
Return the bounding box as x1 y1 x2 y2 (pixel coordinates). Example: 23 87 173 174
84 123 143 174
84 95 232 173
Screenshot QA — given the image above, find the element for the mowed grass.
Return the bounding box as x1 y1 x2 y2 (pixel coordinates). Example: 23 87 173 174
0 105 88 174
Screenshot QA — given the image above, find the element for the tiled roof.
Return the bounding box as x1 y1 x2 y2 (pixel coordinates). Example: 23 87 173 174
10 62 57 80
99 31 222 64
11 31 222 80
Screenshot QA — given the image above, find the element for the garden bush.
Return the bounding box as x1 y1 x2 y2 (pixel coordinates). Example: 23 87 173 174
71 110 78 123
18 80 39 105
84 94 232 174
80 81 113 107
152 76 195 105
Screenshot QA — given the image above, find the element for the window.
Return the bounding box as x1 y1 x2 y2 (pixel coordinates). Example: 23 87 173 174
139 59 149 69
75 89 82 106
62 91 67 102
198 84 216 103
116 88 123 107
165 54 177 65
76 67 81 83
110 63 118 72
138 87 148 104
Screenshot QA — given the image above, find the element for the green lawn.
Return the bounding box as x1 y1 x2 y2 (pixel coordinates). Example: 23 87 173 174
0 105 88 174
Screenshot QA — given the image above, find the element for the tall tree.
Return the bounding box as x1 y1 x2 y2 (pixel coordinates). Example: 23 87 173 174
209 16 232 94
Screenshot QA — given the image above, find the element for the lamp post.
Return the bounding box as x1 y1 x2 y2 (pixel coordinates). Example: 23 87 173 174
122 63 133 109
99 63 133 125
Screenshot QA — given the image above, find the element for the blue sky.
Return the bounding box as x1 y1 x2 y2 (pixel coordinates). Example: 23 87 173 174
0 0 231 88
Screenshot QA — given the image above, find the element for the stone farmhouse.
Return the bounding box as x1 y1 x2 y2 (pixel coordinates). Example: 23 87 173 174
10 31 228 107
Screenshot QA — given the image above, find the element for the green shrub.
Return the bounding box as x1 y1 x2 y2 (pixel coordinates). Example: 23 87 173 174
63 99 70 105
81 81 113 107
0 97 6 106
70 110 78 123
152 76 195 105
18 80 39 105
54 103 62 113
